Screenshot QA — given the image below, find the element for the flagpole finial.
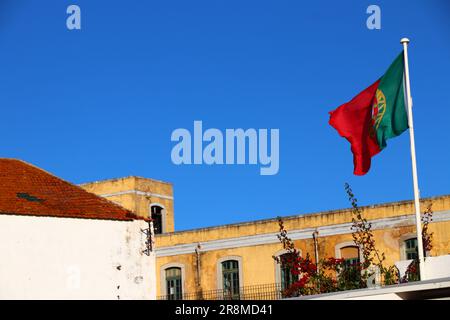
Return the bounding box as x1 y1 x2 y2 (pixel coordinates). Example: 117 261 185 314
400 38 410 44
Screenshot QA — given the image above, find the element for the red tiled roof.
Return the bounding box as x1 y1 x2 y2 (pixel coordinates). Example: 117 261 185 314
0 159 144 221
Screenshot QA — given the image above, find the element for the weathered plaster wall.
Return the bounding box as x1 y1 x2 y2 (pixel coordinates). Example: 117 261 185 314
0 215 155 300
156 195 450 247
80 176 175 232
155 195 450 297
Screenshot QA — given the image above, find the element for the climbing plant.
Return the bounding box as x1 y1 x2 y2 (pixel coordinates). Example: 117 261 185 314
274 183 434 297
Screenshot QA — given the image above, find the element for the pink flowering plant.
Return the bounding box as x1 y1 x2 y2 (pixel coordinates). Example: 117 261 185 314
274 183 434 297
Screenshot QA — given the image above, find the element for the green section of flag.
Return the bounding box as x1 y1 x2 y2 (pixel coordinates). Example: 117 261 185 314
374 51 409 150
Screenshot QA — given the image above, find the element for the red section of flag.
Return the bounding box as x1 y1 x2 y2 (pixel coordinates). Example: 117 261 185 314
329 80 381 175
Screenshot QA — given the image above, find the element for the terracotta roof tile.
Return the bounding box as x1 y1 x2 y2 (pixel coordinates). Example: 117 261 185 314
0 159 144 221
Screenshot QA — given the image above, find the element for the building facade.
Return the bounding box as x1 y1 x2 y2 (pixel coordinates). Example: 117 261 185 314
5 159 448 299
81 175 450 300
0 159 155 299
81 176 175 234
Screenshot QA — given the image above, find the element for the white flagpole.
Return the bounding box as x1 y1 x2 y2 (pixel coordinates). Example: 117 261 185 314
401 38 425 280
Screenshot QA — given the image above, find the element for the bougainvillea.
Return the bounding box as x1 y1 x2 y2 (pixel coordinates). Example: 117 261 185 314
402 203 434 283
274 217 369 296
274 183 434 297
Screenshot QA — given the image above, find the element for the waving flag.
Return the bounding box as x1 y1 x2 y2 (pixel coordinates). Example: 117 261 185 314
329 52 408 175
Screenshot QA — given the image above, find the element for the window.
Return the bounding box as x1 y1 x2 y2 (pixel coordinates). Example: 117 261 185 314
165 267 182 300
339 245 361 283
222 260 240 299
404 238 418 260
279 253 297 291
151 205 163 234
340 246 360 267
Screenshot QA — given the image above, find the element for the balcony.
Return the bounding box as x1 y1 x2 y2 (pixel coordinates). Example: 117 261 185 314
157 283 286 300
157 256 450 300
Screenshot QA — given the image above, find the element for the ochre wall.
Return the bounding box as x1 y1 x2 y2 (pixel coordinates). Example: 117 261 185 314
156 195 450 247
155 195 450 297
78 175 450 298
80 176 175 233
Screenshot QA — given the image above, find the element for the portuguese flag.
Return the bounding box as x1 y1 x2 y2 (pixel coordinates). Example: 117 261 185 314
329 52 409 175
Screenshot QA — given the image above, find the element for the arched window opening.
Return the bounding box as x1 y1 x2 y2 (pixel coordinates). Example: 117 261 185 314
165 267 182 300
279 253 297 291
221 260 240 299
340 246 360 267
339 245 362 283
151 205 163 234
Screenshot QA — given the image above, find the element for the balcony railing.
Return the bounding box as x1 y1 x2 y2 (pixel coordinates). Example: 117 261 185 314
158 255 448 300
157 283 286 300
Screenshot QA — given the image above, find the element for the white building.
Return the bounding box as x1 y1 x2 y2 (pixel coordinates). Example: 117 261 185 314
0 159 156 300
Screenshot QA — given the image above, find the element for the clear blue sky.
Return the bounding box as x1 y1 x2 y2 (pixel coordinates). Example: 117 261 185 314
1 1 449 231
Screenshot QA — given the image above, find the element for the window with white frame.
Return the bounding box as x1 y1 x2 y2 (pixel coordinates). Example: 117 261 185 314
217 256 243 300
165 267 182 300
279 253 297 291
340 246 360 267
404 238 418 260
221 260 240 299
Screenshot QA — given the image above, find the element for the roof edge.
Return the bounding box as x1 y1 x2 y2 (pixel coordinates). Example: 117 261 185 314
157 193 450 236
0 211 150 222
0 158 141 221
79 175 173 186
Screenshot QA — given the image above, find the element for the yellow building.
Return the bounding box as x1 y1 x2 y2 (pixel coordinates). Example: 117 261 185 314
80 177 450 300
81 176 175 234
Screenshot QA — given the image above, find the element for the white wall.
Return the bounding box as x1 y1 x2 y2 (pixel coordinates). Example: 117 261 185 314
294 277 450 300
0 214 156 300
423 255 450 280
395 255 450 281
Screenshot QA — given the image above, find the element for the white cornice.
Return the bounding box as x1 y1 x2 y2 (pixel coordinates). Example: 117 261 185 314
99 190 173 200
155 210 450 257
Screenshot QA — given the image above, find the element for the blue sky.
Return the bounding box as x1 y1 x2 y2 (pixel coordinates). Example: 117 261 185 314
1 1 449 231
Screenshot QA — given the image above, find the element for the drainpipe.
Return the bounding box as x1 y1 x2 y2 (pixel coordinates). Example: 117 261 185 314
312 230 319 266
313 229 320 291
195 243 202 297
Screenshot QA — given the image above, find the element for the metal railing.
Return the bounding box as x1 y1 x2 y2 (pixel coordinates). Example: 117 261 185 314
157 264 417 300
157 283 286 300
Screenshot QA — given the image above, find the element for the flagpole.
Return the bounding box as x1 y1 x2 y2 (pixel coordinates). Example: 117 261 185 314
401 38 426 281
